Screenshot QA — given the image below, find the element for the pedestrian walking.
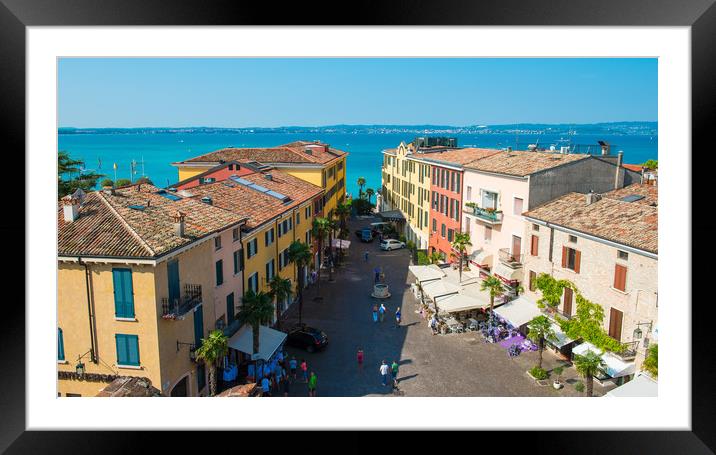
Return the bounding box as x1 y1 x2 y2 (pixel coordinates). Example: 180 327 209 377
391 360 400 388
364 251 369 262
289 356 298 380
372 304 379 323
374 267 381 283
357 348 364 371
395 307 402 327
379 303 386 322
261 374 271 397
379 360 390 386
430 315 438 335
301 359 308 382
282 375 291 396
308 371 318 397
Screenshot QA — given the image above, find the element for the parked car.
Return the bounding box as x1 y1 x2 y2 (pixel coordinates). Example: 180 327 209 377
286 326 328 353
380 239 406 251
359 228 374 242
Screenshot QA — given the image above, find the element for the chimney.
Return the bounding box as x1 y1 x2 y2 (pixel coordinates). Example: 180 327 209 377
172 211 186 237
102 186 115 196
264 174 273 181
62 196 81 222
136 183 142 192
507 146 512 153
600 141 611 156
614 150 624 190
585 191 602 206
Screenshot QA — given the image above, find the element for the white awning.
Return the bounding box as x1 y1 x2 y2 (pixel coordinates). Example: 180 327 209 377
228 325 287 361
572 342 636 378
493 296 541 327
409 265 445 283
492 262 524 282
331 238 351 249
434 293 490 314
547 322 574 348
421 280 461 300
468 249 493 267
605 373 657 397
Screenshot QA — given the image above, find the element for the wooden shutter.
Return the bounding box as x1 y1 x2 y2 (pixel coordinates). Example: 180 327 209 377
561 246 567 268
529 271 536 291
609 308 623 341
563 287 573 317
531 235 539 256
574 250 581 274
216 260 223 286
127 335 140 365
614 264 627 291
116 335 128 365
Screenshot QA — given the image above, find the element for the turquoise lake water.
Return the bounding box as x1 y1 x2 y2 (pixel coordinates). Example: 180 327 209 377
58 132 658 197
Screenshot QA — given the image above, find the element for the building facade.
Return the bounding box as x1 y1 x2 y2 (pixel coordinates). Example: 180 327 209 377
522 183 658 370
57 185 246 397
461 151 641 291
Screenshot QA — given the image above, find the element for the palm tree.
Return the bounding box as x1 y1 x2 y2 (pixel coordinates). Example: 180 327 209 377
268 275 292 330
335 203 351 238
573 350 606 397
526 315 556 370
287 240 312 326
450 232 472 283
194 329 229 396
480 275 504 319
312 217 331 295
238 290 275 378
356 177 366 198
365 188 375 204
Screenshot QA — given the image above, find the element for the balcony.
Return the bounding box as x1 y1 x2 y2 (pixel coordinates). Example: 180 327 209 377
464 205 503 224
613 340 639 361
498 248 522 268
161 284 203 320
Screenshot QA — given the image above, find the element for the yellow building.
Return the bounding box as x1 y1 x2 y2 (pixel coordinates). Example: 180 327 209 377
177 167 324 315
380 142 432 249
172 141 347 219
57 184 247 397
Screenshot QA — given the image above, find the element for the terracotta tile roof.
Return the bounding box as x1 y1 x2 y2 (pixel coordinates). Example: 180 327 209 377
182 170 323 230
524 184 658 254
622 163 644 172
604 183 658 206
95 376 162 397
464 150 590 176
58 184 246 258
177 141 346 166
413 148 501 166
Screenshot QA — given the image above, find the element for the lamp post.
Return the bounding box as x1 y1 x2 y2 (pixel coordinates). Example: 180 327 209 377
75 349 93 377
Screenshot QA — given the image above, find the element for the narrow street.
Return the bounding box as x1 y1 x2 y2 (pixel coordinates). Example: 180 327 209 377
280 216 608 397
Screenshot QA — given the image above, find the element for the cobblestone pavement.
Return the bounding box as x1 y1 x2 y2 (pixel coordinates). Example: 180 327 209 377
279 217 613 397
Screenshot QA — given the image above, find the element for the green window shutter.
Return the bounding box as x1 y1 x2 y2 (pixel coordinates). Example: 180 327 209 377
58 328 65 361
126 335 140 366
113 268 134 318
215 260 223 286
233 250 240 274
226 293 235 324
116 334 128 365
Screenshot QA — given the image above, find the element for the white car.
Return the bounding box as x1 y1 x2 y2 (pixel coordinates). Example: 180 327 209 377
380 239 406 251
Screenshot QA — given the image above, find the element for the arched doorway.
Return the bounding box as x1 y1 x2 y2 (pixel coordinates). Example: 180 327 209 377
170 376 188 397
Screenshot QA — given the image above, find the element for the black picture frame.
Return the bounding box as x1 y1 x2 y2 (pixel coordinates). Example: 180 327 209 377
2 0 710 452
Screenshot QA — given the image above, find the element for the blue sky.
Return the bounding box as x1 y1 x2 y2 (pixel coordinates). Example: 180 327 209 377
58 58 657 128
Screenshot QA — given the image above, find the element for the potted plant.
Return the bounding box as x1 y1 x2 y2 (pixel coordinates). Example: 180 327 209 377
552 366 564 389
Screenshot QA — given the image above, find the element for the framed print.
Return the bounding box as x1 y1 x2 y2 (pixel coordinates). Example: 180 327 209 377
2 0 713 452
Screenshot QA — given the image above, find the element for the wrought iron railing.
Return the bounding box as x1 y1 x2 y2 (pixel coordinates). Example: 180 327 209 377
498 248 522 266
613 340 639 361
464 206 503 223
161 284 203 320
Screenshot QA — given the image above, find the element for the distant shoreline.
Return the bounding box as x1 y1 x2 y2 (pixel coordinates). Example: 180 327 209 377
58 122 658 137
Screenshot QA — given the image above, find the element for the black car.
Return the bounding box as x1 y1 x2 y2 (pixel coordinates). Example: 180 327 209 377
286 326 328 353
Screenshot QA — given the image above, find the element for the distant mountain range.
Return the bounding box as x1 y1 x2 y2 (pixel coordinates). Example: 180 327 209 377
58 122 657 136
